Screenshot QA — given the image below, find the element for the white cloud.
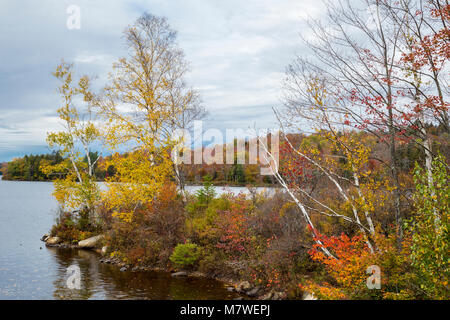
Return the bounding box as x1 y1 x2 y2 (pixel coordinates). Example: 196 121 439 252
74 53 113 64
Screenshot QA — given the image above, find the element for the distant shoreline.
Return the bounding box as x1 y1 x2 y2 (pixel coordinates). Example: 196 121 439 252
0 176 278 189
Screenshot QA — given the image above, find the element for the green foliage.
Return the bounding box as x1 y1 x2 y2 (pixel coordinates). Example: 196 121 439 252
2 152 64 181
187 195 231 242
409 154 450 299
2 152 109 182
186 175 218 220
229 163 246 183
170 243 203 269
196 175 216 205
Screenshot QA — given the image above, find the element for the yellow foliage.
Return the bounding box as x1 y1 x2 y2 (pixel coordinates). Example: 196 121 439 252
101 147 174 222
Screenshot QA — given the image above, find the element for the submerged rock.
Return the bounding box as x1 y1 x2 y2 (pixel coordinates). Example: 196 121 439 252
171 271 188 277
78 235 104 248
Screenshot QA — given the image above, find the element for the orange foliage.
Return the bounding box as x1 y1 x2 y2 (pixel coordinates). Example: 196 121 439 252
300 232 373 299
216 194 254 259
300 230 416 300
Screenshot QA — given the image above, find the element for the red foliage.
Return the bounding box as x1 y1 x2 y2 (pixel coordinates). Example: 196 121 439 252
216 195 253 259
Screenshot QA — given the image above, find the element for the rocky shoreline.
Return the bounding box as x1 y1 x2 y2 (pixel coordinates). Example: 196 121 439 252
41 233 315 300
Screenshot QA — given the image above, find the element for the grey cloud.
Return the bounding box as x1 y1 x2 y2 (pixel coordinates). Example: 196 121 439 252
0 0 323 161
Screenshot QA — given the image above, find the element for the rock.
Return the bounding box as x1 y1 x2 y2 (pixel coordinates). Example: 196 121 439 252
40 234 50 242
101 246 108 255
226 287 235 292
302 292 317 300
260 291 274 300
46 236 61 245
78 235 104 248
132 266 140 272
120 267 128 272
171 271 188 277
272 291 287 300
246 286 261 297
233 297 244 301
236 281 251 293
190 271 205 278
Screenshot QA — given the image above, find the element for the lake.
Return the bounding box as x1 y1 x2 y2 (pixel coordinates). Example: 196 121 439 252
0 179 264 300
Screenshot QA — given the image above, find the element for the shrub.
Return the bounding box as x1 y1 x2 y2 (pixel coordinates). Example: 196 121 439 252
215 194 254 259
187 195 231 243
170 243 203 269
50 208 100 243
301 231 419 300
186 175 218 217
196 175 216 205
103 182 186 267
198 249 230 276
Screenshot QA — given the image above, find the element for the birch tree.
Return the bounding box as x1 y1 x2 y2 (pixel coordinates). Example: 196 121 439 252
281 0 448 245
43 62 101 216
95 13 203 219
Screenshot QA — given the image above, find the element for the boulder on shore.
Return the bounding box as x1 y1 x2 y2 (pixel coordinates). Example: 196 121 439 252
40 234 50 242
236 281 252 293
171 271 188 277
272 291 287 300
246 286 261 297
302 292 317 300
46 236 61 245
260 290 274 300
78 235 104 248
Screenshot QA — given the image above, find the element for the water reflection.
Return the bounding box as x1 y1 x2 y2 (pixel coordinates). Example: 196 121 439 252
0 180 251 300
48 248 241 300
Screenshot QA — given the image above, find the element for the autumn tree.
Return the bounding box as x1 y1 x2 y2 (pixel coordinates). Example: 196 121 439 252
383 0 449 228
95 13 202 220
273 0 448 295
43 62 101 218
280 0 449 245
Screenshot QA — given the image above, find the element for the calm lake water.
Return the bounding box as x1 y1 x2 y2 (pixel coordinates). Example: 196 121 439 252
0 178 262 300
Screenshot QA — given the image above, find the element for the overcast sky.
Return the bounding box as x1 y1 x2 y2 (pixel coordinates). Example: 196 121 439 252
0 0 324 162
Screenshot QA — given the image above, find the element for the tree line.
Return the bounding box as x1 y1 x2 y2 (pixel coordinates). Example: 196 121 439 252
0 151 112 181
